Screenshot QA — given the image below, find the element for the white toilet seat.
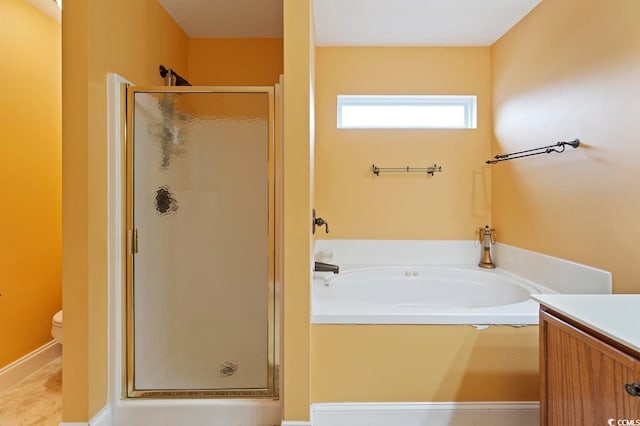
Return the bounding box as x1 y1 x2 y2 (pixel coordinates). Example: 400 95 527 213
52 310 63 326
51 310 63 345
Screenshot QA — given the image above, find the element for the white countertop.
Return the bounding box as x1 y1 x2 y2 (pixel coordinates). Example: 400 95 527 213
532 294 640 355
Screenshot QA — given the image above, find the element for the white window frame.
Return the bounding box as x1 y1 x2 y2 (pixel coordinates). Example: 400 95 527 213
337 95 477 129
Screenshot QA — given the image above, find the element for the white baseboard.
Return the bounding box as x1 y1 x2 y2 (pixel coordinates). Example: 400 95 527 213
59 404 111 426
0 340 61 393
282 422 312 426
312 402 539 426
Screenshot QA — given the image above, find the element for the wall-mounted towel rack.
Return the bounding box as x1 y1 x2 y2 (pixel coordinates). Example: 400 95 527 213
486 139 580 164
372 164 443 176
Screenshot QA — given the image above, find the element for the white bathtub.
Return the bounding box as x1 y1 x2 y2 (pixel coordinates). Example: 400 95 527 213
312 265 554 325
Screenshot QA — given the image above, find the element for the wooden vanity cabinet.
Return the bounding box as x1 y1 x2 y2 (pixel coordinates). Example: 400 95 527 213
540 309 640 426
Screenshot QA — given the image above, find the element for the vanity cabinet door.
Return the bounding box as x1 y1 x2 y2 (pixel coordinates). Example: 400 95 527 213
540 311 640 426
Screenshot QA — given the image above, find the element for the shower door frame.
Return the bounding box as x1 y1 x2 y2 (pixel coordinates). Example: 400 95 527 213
124 85 278 399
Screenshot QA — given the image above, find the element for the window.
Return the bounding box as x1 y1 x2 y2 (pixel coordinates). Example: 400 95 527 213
337 95 477 129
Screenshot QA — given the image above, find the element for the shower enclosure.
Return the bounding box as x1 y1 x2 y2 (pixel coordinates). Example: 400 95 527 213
124 86 278 399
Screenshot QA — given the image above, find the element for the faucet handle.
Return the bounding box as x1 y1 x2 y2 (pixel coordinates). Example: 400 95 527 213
314 217 329 233
312 209 330 234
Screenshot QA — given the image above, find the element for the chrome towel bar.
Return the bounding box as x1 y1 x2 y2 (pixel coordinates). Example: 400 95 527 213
372 164 442 176
486 139 580 164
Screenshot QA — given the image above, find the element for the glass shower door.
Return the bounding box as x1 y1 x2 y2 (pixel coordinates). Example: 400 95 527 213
125 87 276 398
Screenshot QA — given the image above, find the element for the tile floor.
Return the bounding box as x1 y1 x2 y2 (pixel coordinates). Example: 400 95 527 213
0 357 62 426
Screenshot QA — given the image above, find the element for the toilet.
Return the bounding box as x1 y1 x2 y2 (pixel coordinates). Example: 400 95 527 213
51 310 63 345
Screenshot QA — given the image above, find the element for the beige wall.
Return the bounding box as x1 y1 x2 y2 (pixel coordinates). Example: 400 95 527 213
63 0 188 421
188 38 283 86
282 0 315 421
311 325 539 402
491 0 640 293
0 0 61 369
314 47 492 240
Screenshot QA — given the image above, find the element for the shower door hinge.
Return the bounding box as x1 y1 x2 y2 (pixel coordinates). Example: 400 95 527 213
128 229 139 254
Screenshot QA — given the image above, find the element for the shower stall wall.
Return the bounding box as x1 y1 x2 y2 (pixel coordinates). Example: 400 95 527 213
125 87 278 399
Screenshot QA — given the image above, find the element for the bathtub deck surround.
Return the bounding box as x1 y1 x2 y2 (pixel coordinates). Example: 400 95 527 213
493 243 612 294
313 239 611 292
312 240 612 326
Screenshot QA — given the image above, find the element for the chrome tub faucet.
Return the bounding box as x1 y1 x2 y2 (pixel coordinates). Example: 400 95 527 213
314 261 339 274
